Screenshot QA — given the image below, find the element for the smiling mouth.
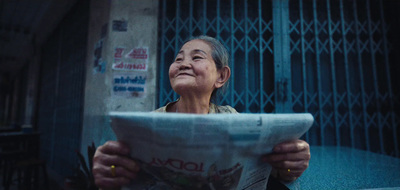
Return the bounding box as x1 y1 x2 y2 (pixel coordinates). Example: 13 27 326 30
177 73 193 77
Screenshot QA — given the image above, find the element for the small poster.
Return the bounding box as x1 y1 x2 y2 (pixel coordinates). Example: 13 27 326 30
112 62 147 71
112 72 146 98
112 47 148 72
125 48 148 59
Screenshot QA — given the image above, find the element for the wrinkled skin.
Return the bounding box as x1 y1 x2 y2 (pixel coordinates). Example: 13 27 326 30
92 141 140 189
263 139 311 182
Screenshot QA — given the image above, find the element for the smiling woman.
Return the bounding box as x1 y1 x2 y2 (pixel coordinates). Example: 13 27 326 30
92 35 311 189
165 36 232 114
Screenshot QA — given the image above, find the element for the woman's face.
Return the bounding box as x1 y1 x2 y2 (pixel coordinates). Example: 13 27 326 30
169 39 219 98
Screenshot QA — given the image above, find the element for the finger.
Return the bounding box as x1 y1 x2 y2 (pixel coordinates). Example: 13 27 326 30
98 141 130 155
278 168 303 180
94 176 131 189
269 160 309 171
94 153 140 173
93 164 138 179
264 151 311 162
274 140 309 153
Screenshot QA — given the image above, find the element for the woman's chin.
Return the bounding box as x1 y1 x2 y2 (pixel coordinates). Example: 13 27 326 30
172 84 197 95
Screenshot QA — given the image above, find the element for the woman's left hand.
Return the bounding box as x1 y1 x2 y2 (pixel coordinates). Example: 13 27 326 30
263 139 310 182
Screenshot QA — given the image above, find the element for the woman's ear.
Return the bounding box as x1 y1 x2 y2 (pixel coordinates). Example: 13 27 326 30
215 66 231 88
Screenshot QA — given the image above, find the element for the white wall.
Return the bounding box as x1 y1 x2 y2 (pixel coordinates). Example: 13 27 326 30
80 0 159 154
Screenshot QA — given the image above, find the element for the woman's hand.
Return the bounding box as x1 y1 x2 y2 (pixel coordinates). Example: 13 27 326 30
92 141 140 189
263 139 310 182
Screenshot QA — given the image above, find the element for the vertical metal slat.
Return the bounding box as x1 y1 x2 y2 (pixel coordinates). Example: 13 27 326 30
203 0 207 34
173 0 181 100
245 0 249 112
273 0 282 113
258 0 264 113
189 0 193 35
313 0 324 145
159 0 167 106
353 0 370 151
379 0 398 157
326 0 340 146
217 0 220 40
273 0 290 113
340 0 355 148
366 0 384 154
299 0 309 141
230 0 235 107
282 0 292 112
216 0 221 104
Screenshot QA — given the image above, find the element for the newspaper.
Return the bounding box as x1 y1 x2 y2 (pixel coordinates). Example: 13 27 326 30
109 112 314 190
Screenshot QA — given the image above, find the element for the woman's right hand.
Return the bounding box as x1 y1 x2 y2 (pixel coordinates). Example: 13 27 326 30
93 141 140 189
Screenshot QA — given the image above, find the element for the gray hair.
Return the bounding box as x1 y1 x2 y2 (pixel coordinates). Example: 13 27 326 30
181 35 230 102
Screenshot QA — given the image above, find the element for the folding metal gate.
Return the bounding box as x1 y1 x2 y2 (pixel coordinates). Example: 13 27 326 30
37 1 88 176
158 0 400 157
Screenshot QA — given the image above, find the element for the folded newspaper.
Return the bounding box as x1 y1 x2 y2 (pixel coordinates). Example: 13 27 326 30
109 112 313 190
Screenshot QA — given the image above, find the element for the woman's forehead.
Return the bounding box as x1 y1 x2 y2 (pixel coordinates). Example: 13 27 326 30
180 39 211 53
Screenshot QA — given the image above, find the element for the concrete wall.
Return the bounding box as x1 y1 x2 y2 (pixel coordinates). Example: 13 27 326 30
80 0 159 153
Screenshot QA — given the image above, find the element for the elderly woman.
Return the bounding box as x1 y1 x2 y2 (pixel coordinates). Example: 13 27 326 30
93 36 310 189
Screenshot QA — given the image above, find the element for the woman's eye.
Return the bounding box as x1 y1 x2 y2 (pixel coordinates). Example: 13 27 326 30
193 56 203 60
175 58 182 62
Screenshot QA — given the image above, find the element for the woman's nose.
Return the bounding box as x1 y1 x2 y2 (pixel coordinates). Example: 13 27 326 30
179 59 191 69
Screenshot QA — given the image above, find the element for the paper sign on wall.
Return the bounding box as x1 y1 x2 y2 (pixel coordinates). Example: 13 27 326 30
112 72 146 98
112 47 148 72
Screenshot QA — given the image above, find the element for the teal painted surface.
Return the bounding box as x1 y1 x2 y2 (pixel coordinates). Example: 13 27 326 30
288 0 399 156
286 146 400 189
158 0 400 157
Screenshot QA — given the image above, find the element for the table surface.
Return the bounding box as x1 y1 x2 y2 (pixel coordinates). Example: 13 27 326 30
285 146 400 190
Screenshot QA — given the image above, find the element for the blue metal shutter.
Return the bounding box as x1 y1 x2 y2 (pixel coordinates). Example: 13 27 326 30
289 0 399 156
158 0 275 113
158 0 400 157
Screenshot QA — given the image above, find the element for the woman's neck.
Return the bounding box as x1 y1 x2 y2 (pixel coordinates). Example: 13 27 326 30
174 96 210 114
